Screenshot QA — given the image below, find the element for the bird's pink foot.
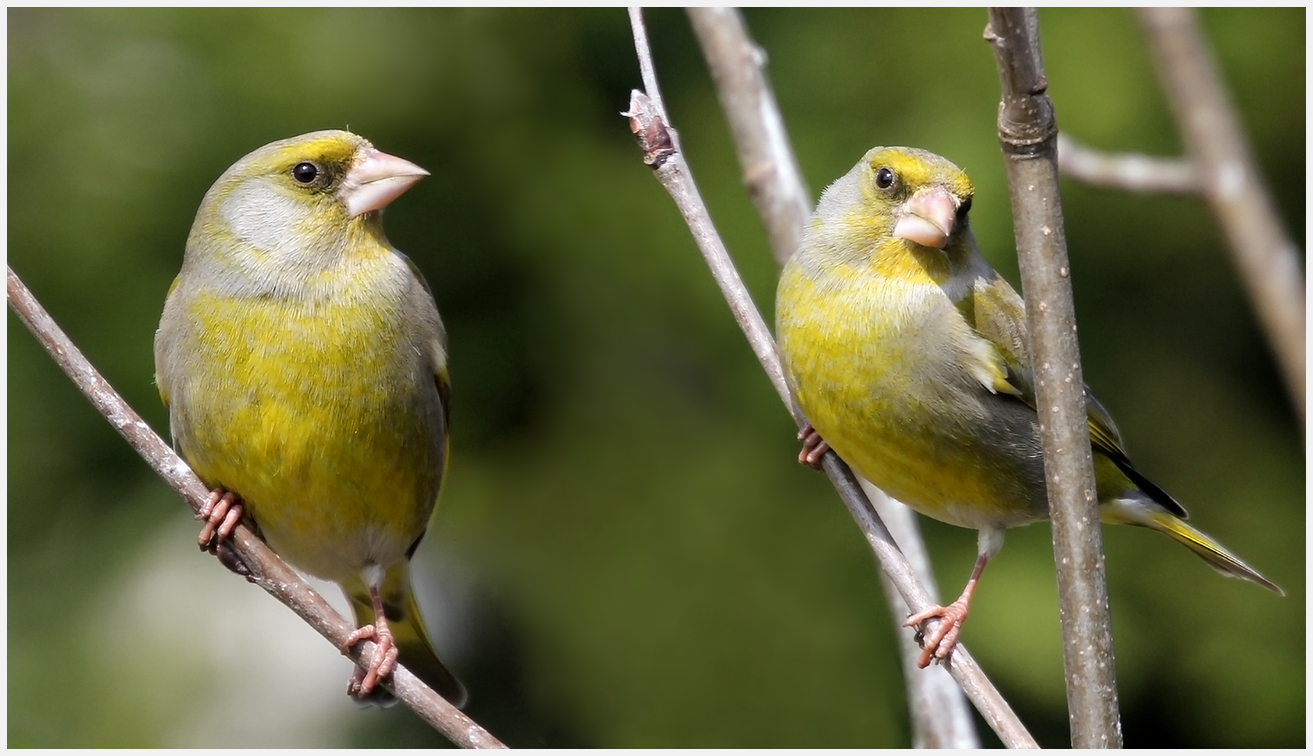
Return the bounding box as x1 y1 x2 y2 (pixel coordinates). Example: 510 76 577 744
797 424 830 469
343 622 399 699
197 489 244 551
906 598 970 668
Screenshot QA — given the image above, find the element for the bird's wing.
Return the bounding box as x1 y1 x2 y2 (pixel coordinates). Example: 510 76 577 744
966 271 1128 464
965 271 1189 517
399 253 451 425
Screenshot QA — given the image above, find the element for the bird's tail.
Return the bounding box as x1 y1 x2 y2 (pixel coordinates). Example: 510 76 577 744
346 565 469 708
1107 498 1284 596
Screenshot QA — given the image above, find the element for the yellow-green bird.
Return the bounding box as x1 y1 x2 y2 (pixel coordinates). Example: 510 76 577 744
154 130 467 706
775 146 1282 668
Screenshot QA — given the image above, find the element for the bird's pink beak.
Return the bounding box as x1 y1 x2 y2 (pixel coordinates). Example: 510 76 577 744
341 148 429 218
892 185 958 249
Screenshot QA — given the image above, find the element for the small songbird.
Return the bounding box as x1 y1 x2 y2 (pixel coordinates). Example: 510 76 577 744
774 145 1282 668
154 130 466 705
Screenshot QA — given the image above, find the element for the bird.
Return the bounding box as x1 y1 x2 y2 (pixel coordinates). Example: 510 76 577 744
774 145 1283 668
154 130 467 706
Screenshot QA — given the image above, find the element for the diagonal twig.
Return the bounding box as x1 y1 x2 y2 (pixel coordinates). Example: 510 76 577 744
1137 7 1305 429
685 8 812 269
6 266 506 750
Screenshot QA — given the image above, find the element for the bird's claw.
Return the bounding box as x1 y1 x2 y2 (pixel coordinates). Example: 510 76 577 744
796 424 830 469
906 599 970 669
197 489 253 578
214 541 253 579
197 489 244 551
343 624 399 699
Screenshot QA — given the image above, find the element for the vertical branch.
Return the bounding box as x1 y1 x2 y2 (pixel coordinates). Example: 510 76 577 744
985 9 1122 749
1138 7 1305 428
627 8 1036 749
686 7 978 748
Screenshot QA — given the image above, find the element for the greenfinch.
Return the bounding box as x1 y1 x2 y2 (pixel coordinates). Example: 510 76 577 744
154 130 466 706
775 146 1282 668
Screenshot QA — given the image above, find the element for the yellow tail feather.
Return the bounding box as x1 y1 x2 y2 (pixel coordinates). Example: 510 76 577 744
1142 508 1284 596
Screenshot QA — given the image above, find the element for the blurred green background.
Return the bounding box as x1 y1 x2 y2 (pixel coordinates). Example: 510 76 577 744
8 8 1304 748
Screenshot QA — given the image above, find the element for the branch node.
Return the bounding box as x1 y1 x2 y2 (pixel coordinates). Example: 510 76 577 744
624 90 677 169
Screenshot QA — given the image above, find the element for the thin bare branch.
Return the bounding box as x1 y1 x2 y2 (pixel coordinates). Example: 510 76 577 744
863 482 980 748
687 7 978 748
6 266 506 750
624 89 789 408
986 9 1121 748
628 6 665 119
1138 7 1305 428
686 8 812 268
626 10 1036 749
1057 133 1200 194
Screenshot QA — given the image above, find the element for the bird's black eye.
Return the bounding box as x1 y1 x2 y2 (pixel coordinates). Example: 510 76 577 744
292 162 319 184
875 166 895 190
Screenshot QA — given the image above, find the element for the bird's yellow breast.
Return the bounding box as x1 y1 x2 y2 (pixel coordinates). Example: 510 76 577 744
776 258 1047 530
166 267 445 583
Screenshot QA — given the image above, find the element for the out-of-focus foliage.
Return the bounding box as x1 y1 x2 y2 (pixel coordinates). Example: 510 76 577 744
7 8 1303 748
